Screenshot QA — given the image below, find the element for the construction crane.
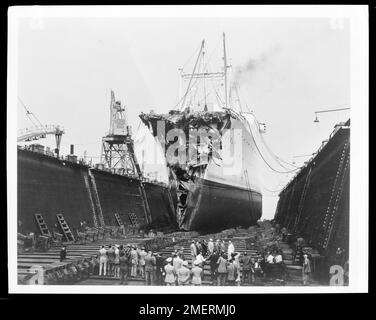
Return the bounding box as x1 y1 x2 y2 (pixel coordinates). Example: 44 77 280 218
17 97 65 156
100 90 142 177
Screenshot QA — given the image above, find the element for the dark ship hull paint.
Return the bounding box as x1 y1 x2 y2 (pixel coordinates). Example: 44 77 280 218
17 148 176 235
183 177 262 232
274 120 350 265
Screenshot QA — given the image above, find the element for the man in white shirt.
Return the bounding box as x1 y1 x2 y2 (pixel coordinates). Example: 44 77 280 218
266 252 274 264
98 246 107 276
173 254 183 274
274 253 283 264
227 241 235 260
138 247 147 278
195 252 206 267
190 240 197 265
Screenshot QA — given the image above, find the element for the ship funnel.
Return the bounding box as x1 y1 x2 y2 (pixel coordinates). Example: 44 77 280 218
70 144 74 155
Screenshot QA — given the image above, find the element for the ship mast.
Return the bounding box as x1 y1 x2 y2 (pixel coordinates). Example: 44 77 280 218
181 40 205 110
223 32 228 109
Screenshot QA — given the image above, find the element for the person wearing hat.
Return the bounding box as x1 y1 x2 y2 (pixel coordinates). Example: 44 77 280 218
217 253 228 286
144 251 156 285
227 241 235 261
107 245 115 276
177 261 191 286
215 239 220 253
173 252 183 275
178 247 185 261
154 252 165 285
190 240 197 265
98 245 107 276
119 250 130 285
195 251 206 268
114 245 120 278
196 241 202 255
201 240 208 257
164 257 176 286
227 258 239 286
220 240 226 253
240 252 252 285
208 249 219 285
191 260 203 286
138 246 147 279
130 246 138 277
60 245 67 262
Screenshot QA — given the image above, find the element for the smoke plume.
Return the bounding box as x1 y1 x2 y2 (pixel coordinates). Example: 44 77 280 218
233 44 281 84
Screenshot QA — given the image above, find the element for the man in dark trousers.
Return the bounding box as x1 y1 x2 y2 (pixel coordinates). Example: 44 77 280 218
155 252 165 285
144 251 156 285
240 252 252 285
60 245 67 262
119 250 130 285
208 250 219 285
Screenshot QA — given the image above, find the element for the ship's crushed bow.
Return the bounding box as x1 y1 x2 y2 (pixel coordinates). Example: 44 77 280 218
139 110 232 228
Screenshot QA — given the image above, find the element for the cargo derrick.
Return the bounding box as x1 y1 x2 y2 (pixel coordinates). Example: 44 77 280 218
100 91 151 225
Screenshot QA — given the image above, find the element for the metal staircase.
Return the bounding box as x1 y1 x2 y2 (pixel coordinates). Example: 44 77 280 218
114 213 124 226
128 212 139 226
88 170 105 227
34 214 51 237
82 171 99 228
56 214 75 242
139 183 152 224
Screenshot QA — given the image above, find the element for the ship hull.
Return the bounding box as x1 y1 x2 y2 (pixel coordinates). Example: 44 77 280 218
181 177 262 232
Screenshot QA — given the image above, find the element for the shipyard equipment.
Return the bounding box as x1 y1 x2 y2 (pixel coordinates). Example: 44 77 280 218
100 90 141 176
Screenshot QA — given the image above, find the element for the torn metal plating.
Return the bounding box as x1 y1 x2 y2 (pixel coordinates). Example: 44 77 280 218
139 110 233 227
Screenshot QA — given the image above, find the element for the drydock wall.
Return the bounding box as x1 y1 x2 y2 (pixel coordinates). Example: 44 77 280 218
17 149 94 234
17 148 175 235
274 121 350 264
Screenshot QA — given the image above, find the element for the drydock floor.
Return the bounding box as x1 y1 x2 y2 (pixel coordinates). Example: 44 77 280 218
17 226 324 286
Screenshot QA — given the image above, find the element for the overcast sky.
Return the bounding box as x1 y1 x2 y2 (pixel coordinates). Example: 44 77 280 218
15 14 350 218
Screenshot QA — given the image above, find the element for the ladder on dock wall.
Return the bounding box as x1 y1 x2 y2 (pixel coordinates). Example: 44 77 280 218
128 212 139 226
34 214 51 237
318 139 350 249
82 171 99 228
88 170 105 227
139 183 152 225
293 167 312 233
114 213 124 226
56 214 75 242
322 144 350 249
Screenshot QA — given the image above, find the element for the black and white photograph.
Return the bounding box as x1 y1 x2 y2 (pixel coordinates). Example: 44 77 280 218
7 5 368 293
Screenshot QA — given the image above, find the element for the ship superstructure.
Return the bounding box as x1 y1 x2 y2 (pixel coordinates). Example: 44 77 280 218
140 34 264 231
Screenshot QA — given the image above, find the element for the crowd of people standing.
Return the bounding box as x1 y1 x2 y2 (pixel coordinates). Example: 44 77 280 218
95 231 316 286
95 238 279 286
